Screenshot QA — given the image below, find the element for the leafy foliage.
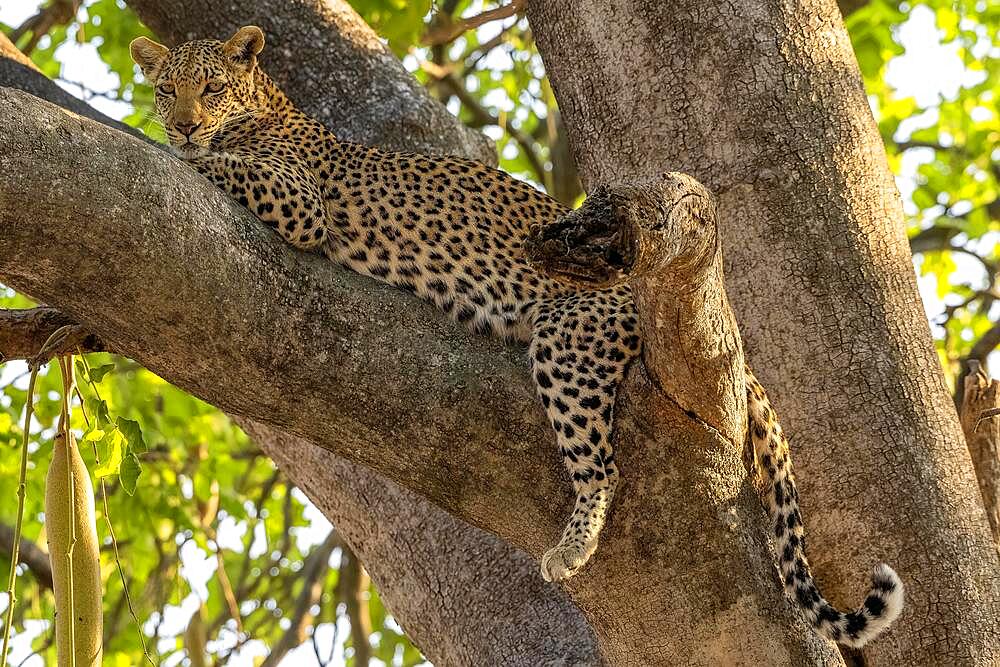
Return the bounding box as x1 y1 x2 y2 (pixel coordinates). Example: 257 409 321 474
847 0 999 382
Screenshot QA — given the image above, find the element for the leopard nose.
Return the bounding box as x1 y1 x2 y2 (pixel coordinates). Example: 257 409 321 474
174 120 201 137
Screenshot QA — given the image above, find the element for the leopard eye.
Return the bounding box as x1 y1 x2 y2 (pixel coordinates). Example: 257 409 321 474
204 81 226 94
156 83 175 96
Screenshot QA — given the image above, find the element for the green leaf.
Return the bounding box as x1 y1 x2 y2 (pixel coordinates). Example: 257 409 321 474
88 363 116 383
85 397 111 426
116 417 147 453
119 452 142 495
75 359 89 382
82 428 106 442
94 429 125 478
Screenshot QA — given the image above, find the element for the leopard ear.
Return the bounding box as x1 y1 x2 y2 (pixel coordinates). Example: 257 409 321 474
223 26 265 73
129 36 169 80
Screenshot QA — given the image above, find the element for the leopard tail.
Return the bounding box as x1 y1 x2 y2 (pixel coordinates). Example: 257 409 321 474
745 366 904 647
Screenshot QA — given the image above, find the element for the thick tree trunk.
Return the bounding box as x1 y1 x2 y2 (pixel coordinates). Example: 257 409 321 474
529 0 1000 664
244 423 604 666
0 27 600 666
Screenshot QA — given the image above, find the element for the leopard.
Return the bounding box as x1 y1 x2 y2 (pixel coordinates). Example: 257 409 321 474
130 26 904 647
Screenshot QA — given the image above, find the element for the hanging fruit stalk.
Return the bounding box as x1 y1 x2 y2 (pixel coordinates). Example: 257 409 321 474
46 357 102 666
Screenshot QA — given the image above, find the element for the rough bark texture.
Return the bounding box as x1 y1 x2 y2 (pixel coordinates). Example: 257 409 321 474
0 89 843 663
0 307 107 361
0 88 561 546
0 43 600 666
248 424 603 667
123 0 493 161
960 362 1000 543
528 0 1000 664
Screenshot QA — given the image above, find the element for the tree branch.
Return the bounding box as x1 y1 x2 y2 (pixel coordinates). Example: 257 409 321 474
0 33 143 142
528 0 1000 660
338 547 371 666
837 0 870 17
422 0 526 47
0 307 107 362
259 531 339 667
0 88 838 661
0 35 602 664
0 84 563 564
0 524 53 591
425 66 548 185
959 362 1000 544
909 226 961 255
8 0 78 55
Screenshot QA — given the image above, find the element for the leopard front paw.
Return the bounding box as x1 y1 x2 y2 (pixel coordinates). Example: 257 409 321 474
540 541 596 582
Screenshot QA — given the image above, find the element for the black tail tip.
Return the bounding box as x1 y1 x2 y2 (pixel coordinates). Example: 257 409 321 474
841 563 905 648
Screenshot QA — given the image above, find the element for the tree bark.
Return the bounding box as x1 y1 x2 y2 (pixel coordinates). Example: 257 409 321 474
959 362 1000 543
528 0 1000 664
0 88 843 662
251 424 605 666
0 38 601 666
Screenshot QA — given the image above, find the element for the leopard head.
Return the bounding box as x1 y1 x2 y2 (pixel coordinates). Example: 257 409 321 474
129 26 267 156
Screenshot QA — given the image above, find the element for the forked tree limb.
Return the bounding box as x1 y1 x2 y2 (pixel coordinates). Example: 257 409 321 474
0 38 602 664
0 88 839 662
0 307 607 666
0 86 564 548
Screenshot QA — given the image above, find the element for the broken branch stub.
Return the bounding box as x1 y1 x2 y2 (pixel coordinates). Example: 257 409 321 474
960 360 1000 543
528 172 746 439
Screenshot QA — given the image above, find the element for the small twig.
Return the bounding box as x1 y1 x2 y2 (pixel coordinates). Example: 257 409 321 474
9 0 79 55
13 628 53 667
975 407 1000 433
258 531 338 667
422 0 526 46
461 22 517 75
208 530 244 637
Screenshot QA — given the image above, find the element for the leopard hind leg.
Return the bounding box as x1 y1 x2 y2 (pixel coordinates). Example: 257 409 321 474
530 287 640 582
